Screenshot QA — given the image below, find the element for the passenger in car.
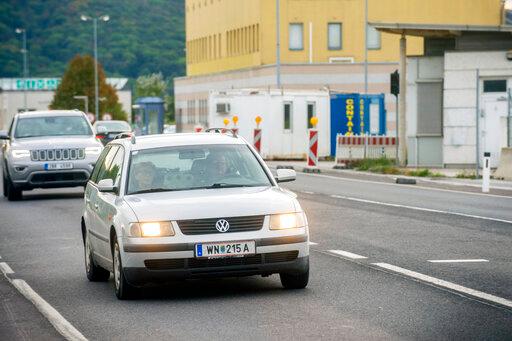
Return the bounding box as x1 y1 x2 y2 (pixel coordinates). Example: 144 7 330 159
130 162 157 192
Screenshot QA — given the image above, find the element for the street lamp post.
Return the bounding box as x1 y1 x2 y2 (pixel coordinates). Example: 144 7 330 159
80 14 109 122
15 28 28 112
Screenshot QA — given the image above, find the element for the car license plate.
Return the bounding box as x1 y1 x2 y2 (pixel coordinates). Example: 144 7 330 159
44 162 73 170
195 241 255 258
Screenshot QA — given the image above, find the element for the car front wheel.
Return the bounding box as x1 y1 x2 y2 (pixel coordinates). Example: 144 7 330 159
5 174 22 201
113 238 136 300
280 265 309 289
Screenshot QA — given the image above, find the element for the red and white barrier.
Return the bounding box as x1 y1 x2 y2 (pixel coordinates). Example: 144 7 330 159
253 128 262 154
307 129 319 168
334 134 398 164
194 126 203 133
232 127 239 135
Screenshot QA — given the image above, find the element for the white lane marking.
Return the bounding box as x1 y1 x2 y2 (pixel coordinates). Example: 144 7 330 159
301 191 315 195
297 171 512 199
328 249 368 259
372 262 512 309
10 279 88 341
428 259 489 263
309 241 318 246
329 194 512 225
0 262 14 274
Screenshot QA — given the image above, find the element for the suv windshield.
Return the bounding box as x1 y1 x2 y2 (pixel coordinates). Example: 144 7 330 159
14 116 92 138
127 144 271 194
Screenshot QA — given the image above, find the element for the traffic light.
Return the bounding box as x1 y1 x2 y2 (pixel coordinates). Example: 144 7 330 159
390 70 399 96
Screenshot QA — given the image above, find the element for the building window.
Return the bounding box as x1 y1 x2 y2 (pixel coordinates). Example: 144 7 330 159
417 82 443 135
307 102 316 129
289 23 303 50
483 80 507 93
284 102 293 131
328 23 342 50
367 25 381 50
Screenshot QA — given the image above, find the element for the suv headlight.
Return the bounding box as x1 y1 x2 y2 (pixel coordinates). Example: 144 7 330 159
129 221 174 237
11 149 30 158
269 212 306 230
85 146 102 155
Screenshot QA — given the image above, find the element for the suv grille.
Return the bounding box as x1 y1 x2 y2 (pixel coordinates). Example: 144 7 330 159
177 215 264 235
31 148 85 161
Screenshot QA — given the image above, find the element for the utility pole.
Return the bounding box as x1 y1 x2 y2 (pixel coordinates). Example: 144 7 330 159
364 0 368 94
276 0 281 88
15 28 28 112
81 14 109 122
398 34 407 167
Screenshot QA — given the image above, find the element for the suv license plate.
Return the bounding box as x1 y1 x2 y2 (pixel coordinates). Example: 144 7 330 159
45 162 74 170
195 241 255 258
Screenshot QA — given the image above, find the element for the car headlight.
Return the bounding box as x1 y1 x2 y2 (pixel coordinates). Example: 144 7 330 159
269 212 306 230
129 221 174 237
85 146 102 155
11 149 30 158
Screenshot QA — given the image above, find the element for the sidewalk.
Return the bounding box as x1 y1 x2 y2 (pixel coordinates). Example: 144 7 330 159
265 160 512 192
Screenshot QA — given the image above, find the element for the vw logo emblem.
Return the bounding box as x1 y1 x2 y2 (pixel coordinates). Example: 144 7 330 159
215 219 230 233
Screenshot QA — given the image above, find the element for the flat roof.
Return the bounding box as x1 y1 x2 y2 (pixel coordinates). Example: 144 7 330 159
369 22 512 37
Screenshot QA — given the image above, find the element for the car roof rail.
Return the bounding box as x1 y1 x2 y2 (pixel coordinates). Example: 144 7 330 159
204 128 238 137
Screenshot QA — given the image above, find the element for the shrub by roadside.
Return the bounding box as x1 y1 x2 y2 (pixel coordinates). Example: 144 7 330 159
349 158 444 178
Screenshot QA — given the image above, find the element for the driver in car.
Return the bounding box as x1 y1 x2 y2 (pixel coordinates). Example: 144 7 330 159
207 152 231 182
131 161 157 192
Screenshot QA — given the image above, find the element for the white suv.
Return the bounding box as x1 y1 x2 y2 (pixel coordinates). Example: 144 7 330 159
81 131 309 299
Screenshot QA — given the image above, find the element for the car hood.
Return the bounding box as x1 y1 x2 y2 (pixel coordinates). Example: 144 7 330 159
124 186 298 221
12 135 99 149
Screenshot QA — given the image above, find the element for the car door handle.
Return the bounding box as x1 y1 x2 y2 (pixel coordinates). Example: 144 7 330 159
94 203 99 210
86 198 91 203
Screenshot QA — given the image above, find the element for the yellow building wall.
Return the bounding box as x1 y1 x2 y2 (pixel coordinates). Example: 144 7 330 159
369 0 502 26
186 0 504 77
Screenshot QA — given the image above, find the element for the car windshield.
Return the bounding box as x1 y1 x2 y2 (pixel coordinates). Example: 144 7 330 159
96 121 131 132
127 144 272 194
14 116 92 138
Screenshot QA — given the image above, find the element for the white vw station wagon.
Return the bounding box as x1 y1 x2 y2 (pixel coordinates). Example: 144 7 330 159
81 131 309 299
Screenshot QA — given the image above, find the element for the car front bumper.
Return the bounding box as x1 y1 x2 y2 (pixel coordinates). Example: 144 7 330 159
121 233 309 286
8 158 96 189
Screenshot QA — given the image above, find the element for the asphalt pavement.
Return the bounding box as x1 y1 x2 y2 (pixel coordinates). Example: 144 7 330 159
0 167 511 340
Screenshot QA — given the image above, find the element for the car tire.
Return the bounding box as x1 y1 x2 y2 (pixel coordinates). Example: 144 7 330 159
280 266 309 289
112 238 136 300
84 232 110 282
2 172 7 197
5 174 22 201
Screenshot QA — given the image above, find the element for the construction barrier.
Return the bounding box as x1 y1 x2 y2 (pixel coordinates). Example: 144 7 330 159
334 134 397 164
232 127 239 135
253 128 262 154
307 129 319 167
194 126 203 133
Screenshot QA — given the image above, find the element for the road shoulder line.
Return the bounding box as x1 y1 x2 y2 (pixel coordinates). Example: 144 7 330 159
327 249 368 259
329 194 512 224
372 262 512 309
1 262 87 341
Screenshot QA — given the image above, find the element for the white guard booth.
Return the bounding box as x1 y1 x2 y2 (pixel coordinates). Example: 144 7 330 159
208 89 330 160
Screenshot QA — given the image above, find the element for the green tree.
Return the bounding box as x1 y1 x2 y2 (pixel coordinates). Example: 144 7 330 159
50 54 127 120
134 73 168 98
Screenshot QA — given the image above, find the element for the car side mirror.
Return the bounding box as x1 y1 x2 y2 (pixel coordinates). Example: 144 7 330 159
97 178 118 194
275 169 296 183
0 130 9 140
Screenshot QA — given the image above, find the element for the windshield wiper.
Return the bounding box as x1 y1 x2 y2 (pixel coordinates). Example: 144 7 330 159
207 183 258 189
129 188 180 195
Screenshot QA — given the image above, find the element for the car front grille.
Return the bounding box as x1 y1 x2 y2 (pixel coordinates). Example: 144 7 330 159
144 251 299 270
30 148 85 161
177 215 264 235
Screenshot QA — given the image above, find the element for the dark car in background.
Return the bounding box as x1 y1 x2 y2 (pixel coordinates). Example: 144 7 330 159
93 120 132 145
